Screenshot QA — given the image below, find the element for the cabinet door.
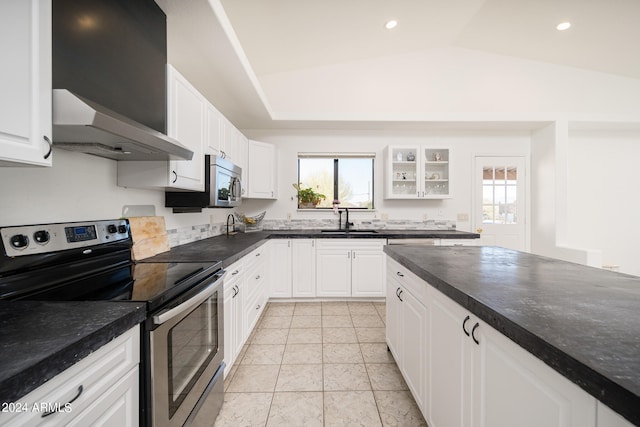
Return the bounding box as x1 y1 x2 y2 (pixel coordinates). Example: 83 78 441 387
236 132 248 196
232 281 245 361
205 102 223 156
167 65 204 190
221 118 236 161
384 145 420 199
385 275 402 361
471 319 596 427
351 249 386 297
247 140 277 199
401 287 428 415
316 249 351 297
269 240 292 298
428 290 471 427
0 0 52 167
292 239 316 297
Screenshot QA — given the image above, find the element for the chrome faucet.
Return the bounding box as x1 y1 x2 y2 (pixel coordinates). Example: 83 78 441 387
226 214 235 235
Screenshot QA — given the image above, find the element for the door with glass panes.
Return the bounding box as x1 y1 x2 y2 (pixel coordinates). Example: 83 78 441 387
474 156 526 251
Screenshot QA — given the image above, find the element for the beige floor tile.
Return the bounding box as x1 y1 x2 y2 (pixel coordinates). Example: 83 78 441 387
360 343 396 364
323 327 358 343
240 344 285 365
324 391 382 427
324 363 371 391
282 343 323 364
356 327 386 343
250 327 289 345
214 392 273 427
322 315 353 328
321 303 350 316
275 364 323 391
259 315 292 329
267 392 323 427
323 343 364 364
235 344 248 364
227 365 280 392
265 303 295 316
351 314 385 328
367 363 408 390
348 302 379 315
287 327 322 343
294 303 322 315
374 390 428 427
290 315 322 328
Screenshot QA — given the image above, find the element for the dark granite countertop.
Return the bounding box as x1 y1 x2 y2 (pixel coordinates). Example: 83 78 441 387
384 245 640 425
0 301 145 403
144 229 479 265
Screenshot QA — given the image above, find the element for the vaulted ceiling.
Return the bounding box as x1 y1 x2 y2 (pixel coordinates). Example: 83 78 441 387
158 0 640 129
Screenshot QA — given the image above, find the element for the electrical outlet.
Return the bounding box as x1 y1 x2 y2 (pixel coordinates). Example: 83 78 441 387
423 213 429 221
457 213 469 222
381 213 389 220
287 212 292 220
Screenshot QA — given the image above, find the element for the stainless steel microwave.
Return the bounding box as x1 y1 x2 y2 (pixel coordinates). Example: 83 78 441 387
165 155 242 212
211 155 242 207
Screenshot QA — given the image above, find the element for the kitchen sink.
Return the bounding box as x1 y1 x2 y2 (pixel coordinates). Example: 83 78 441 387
320 229 379 234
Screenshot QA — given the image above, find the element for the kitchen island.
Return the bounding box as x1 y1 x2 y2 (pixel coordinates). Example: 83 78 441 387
384 245 640 426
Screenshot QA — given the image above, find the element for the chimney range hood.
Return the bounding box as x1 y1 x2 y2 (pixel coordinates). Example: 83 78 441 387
52 89 193 161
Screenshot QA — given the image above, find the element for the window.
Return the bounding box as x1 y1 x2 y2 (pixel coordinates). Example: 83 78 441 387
482 166 518 224
297 154 375 209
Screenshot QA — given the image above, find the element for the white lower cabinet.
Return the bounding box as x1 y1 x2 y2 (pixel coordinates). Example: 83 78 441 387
385 255 615 427
428 288 596 427
268 239 317 298
224 259 245 373
316 239 386 297
386 274 428 414
0 326 140 426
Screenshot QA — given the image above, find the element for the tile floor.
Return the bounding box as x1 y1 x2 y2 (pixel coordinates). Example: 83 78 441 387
215 301 428 427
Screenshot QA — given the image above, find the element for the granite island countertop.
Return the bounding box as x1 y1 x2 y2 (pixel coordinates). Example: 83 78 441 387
0 301 146 404
384 245 640 425
145 229 479 265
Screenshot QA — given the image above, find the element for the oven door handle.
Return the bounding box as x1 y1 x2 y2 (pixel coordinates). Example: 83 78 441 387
152 269 226 326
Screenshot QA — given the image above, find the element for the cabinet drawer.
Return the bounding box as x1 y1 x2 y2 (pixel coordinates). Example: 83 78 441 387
387 256 427 303
316 239 385 250
244 245 266 270
0 326 140 426
245 260 266 303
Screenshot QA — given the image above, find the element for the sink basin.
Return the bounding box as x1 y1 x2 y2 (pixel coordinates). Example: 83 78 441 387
320 229 379 234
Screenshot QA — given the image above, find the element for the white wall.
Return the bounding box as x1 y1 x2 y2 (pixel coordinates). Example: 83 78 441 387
259 47 640 119
241 128 530 232
0 149 231 229
566 128 640 276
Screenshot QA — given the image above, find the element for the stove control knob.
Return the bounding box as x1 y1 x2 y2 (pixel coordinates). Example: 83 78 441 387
107 224 118 234
33 230 50 244
10 234 29 249
117 225 127 234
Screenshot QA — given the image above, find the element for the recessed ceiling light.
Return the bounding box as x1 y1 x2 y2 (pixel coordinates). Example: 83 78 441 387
385 20 398 30
556 22 571 31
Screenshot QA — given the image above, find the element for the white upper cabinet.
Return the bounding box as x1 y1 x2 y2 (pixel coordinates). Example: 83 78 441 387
384 146 450 199
0 0 52 167
117 65 205 191
246 139 277 199
205 103 223 157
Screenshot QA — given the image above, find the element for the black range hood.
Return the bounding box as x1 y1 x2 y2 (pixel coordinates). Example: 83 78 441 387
52 0 192 161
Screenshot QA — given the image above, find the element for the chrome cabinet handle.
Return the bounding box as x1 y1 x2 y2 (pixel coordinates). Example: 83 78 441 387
256 304 260 310
172 170 178 183
41 385 83 418
395 287 401 299
353 251 356 259
43 135 52 160
472 323 480 345
232 269 240 275
256 252 261 257
398 289 404 302
255 275 260 280
396 271 404 277
462 315 471 336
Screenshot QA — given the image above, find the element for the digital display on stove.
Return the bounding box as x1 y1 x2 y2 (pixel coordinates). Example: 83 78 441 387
65 225 97 243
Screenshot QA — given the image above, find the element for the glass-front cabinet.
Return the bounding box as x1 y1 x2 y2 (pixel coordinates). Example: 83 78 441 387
384 146 450 199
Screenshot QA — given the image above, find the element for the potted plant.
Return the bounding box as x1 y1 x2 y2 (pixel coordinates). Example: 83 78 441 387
293 183 326 208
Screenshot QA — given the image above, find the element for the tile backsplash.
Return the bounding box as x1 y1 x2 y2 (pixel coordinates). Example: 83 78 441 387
165 219 456 247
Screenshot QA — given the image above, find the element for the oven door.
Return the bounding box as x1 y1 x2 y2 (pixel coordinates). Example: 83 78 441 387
149 269 225 427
